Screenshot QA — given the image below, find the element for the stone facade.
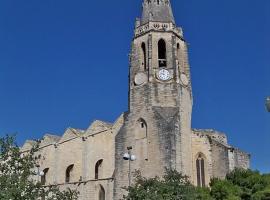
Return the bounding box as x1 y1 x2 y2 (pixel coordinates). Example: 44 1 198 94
21 0 250 199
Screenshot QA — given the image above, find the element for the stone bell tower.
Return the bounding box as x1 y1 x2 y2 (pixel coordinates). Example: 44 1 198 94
114 0 193 198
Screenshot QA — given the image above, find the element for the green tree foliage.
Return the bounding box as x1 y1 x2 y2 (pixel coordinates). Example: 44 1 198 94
210 178 242 200
210 169 270 200
124 168 270 200
0 135 79 200
123 169 213 200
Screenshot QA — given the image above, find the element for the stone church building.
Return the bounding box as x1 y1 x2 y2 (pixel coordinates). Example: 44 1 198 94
22 0 250 199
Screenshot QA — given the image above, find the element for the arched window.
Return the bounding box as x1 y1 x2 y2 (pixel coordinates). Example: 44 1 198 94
135 118 147 139
99 185 105 200
95 159 103 180
65 164 74 183
158 39 167 68
141 42 147 71
196 154 206 187
135 118 148 160
41 168 49 185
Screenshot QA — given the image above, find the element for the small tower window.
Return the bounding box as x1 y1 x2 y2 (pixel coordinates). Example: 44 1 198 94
136 118 147 139
141 42 147 71
41 168 49 185
65 164 74 183
95 159 103 180
196 154 206 187
158 39 167 68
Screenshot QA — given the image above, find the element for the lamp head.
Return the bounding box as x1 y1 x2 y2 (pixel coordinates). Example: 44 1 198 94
130 155 136 161
123 153 130 160
38 171 45 176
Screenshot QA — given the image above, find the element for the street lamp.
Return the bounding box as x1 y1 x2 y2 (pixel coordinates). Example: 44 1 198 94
266 97 270 112
35 164 44 182
123 146 136 187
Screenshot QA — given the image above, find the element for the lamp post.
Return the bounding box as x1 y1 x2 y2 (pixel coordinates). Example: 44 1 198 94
123 146 136 187
266 97 270 112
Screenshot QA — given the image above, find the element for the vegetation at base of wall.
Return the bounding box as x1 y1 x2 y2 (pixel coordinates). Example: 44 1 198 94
122 169 212 200
123 169 270 200
0 135 79 200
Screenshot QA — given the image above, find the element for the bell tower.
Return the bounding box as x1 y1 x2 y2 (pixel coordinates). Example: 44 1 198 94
129 0 192 110
114 0 193 198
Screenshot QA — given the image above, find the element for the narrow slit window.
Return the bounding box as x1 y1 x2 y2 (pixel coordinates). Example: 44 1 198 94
177 43 180 61
141 42 147 70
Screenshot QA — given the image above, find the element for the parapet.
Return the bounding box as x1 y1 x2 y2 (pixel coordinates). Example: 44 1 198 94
192 129 228 146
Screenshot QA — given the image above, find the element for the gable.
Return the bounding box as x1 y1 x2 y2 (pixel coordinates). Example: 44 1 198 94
86 120 113 136
39 134 61 147
21 140 37 152
59 128 84 143
112 113 125 133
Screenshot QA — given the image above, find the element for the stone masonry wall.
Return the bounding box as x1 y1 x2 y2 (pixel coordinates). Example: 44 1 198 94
211 140 230 179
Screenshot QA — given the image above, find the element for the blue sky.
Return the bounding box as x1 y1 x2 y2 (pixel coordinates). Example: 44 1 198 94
0 0 269 172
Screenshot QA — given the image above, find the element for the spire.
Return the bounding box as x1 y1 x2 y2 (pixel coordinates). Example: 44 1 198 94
141 0 175 25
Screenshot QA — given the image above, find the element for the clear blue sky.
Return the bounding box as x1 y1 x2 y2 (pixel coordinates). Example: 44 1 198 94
0 0 269 172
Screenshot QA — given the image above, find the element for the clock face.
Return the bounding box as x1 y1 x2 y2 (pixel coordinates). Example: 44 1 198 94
134 72 147 86
158 69 171 81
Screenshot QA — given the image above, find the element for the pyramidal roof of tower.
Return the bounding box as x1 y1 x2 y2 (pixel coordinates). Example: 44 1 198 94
141 0 175 25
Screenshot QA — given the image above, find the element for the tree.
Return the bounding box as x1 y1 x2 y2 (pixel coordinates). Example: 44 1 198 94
210 169 270 200
210 178 242 200
0 135 79 200
123 168 270 200
123 169 213 200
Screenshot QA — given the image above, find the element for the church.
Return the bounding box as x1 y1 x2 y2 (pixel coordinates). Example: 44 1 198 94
21 0 250 199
